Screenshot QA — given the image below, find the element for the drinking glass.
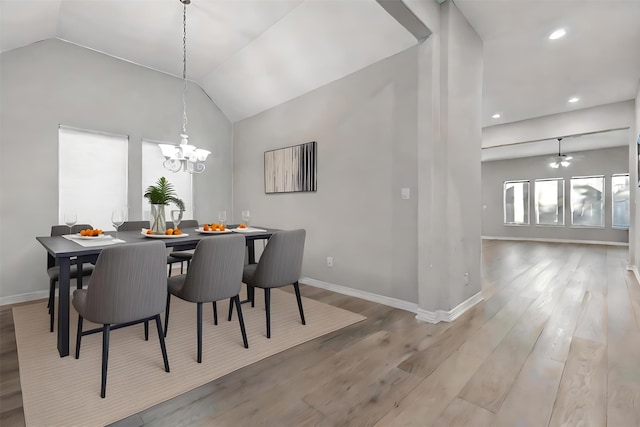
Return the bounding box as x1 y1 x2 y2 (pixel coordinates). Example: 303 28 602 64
218 210 227 227
64 211 77 234
111 208 126 239
241 210 251 227
171 210 183 230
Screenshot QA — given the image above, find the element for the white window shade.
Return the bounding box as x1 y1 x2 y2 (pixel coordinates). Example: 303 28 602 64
58 126 128 230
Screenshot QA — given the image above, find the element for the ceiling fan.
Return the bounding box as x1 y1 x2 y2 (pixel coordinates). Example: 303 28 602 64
549 137 573 168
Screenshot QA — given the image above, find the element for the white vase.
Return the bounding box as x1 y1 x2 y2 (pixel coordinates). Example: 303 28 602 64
150 204 166 234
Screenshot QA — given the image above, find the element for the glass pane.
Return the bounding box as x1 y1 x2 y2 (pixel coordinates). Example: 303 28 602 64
571 176 604 227
142 140 193 222
504 181 529 225
59 127 128 230
612 174 630 228
535 179 564 225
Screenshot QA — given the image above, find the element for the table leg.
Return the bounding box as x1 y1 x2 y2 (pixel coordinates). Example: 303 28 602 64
57 258 71 357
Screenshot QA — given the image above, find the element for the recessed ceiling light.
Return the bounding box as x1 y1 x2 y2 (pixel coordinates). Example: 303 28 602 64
568 97 579 103
492 113 501 119
549 28 566 40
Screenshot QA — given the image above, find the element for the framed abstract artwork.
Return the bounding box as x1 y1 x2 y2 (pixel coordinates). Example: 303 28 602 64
264 141 317 194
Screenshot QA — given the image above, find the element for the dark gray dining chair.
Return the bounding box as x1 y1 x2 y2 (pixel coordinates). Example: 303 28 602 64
72 241 170 398
169 219 200 274
165 234 248 363
229 229 306 338
118 220 150 231
47 224 95 332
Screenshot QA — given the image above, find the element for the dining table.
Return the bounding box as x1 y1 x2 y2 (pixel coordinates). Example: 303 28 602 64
36 225 276 357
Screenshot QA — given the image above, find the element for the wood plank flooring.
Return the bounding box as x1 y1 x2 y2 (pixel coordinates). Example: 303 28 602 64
1 240 639 426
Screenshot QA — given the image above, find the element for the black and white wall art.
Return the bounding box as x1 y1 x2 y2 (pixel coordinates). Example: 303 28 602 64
264 141 317 194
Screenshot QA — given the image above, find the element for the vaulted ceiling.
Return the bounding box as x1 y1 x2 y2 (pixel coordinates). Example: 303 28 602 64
2 0 639 145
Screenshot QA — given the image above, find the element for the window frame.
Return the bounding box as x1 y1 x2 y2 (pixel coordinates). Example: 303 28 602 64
534 178 565 227
503 180 530 226
611 173 630 230
569 175 605 229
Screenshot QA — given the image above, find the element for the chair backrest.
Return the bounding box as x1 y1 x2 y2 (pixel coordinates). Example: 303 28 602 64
119 221 150 231
177 219 198 228
178 234 245 303
51 224 92 236
83 241 167 324
253 229 306 288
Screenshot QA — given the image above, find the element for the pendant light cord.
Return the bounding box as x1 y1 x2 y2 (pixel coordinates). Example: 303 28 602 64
182 1 188 135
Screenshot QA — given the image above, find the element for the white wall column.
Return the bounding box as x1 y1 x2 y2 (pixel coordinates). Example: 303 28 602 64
415 0 483 322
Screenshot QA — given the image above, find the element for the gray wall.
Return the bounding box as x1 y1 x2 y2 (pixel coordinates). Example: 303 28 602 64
233 47 419 303
0 39 232 300
482 146 629 243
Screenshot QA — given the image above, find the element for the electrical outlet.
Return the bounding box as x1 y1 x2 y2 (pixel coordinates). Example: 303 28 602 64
327 256 333 267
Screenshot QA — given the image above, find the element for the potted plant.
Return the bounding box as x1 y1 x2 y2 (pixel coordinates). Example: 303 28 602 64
144 177 185 234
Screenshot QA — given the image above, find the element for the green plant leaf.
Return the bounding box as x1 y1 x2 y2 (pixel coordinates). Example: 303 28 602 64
144 177 185 209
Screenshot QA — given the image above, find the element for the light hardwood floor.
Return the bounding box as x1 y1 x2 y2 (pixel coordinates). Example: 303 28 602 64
1 240 639 426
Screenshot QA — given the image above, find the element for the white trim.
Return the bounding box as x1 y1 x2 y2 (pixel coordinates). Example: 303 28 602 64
482 235 629 247
415 291 484 324
626 264 640 286
299 277 418 313
1 290 48 307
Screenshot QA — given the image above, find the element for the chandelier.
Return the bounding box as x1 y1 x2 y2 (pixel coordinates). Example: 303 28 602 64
159 0 210 174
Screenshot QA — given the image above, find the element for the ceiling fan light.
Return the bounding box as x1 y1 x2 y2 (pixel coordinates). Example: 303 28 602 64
549 28 566 40
550 162 560 168
561 160 571 167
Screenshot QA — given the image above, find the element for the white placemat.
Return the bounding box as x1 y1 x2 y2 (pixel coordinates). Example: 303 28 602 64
62 234 125 247
232 227 267 233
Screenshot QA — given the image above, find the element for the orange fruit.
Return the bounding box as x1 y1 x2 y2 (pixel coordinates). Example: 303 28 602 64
220 225 226 231
80 229 87 236
238 224 247 229
166 228 174 235
203 224 210 231
174 228 182 235
146 229 153 235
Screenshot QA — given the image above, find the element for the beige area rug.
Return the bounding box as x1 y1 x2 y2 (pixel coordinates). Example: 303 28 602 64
14 289 365 427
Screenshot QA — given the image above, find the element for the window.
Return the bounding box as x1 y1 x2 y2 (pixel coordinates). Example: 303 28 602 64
142 140 193 221
58 126 128 230
612 173 630 228
570 176 604 227
504 180 529 225
535 178 564 225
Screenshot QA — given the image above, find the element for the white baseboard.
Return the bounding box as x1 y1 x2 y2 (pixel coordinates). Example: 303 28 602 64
626 264 640 286
415 291 484 324
482 235 629 247
300 277 484 325
1 290 48 307
299 277 419 313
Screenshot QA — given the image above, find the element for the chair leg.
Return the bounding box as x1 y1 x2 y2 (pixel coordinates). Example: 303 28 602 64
75 316 84 359
155 314 170 373
49 280 56 333
233 296 249 348
250 285 256 307
212 301 218 325
100 324 111 398
144 321 149 341
227 297 234 321
293 281 306 325
265 288 271 338
197 302 203 363
164 293 171 337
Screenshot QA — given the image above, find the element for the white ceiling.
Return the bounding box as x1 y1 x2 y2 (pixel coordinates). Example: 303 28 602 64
1 0 639 133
